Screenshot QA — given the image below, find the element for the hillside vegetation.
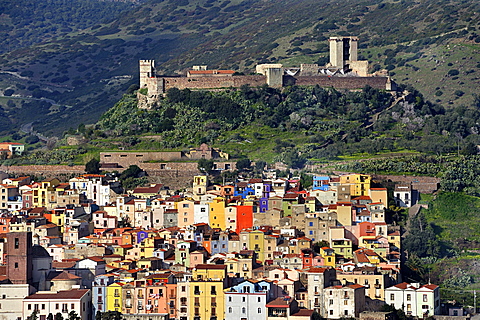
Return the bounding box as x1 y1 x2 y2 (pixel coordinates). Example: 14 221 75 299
0 0 478 135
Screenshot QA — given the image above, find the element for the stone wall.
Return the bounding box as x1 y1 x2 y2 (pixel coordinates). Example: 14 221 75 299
372 174 440 194
162 75 266 91
0 165 85 180
291 75 389 89
100 151 184 168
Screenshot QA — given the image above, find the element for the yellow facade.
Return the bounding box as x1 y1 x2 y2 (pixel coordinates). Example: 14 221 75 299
188 281 225 320
32 179 60 208
209 197 226 229
320 247 336 267
339 174 371 196
248 230 265 261
107 283 124 312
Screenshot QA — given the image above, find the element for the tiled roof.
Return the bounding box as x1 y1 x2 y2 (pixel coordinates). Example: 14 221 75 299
25 289 89 300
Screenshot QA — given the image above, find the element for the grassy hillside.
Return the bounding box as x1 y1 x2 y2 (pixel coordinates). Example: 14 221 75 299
0 0 478 136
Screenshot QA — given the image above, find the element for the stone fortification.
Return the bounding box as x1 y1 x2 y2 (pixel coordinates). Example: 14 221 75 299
291 75 392 90
162 75 266 91
100 151 184 168
138 36 395 108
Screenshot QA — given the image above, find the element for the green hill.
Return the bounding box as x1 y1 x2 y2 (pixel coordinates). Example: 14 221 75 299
0 0 478 136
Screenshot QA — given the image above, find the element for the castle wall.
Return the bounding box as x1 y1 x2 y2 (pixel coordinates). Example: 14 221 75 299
290 76 389 90
162 75 266 91
100 152 184 168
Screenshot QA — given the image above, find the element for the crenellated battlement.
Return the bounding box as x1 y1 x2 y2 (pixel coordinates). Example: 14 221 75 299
137 36 394 109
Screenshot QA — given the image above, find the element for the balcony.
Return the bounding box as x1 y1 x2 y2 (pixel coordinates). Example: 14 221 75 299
194 302 201 307
169 295 176 299
62 309 68 314
194 291 201 295
211 302 217 307
138 306 144 310
211 291 217 295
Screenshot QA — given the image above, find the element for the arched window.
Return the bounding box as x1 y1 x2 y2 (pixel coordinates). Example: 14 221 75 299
242 307 246 314
228 307 232 313
258 308 262 313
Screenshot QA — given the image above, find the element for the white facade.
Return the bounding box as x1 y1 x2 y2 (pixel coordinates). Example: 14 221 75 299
194 203 209 225
22 289 91 320
394 185 413 207
385 283 440 317
323 285 365 319
0 284 35 320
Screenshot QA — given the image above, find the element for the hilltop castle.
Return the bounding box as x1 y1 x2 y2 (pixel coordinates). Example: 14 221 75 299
138 36 394 108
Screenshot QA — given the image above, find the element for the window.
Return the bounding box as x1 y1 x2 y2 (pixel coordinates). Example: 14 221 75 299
407 294 411 301
242 307 246 314
258 308 262 313
14 262 18 268
390 294 394 300
228 307 232 313
423 294 428 302
14 238 19 249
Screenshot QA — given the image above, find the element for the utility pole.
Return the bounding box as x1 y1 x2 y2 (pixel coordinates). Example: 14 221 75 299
474 290 477 314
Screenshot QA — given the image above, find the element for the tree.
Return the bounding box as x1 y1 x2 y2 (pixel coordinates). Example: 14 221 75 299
54 313 64 320
198 158 214 174
120 165 143 180
300 172 313 189
47 314 54 320
236 158 251 172
460 142 478 155
85 158 101 174
255 160 266 173
68 311 80 320
27 311 38 320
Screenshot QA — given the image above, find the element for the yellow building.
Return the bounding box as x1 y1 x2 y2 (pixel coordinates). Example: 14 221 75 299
339 174 371 196
189 264 226 320
106 282 124 312
248 229 265 261
32 178 60 208
209 197 226 229
329 227 353 259
320 247 336 267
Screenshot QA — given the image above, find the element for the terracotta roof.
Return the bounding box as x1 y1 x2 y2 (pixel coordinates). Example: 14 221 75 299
266 297 292 307
25 289 89 300
195 264 226 270
52 271 81 281
188 70 235 75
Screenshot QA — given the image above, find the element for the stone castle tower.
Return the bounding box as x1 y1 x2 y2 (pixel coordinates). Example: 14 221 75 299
328 36 368 76
138 60 163 109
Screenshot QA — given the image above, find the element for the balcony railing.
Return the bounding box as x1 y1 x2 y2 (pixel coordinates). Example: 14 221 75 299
194 291 200 295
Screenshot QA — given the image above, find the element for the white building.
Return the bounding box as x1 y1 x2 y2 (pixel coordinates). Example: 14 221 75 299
69 175 111 206
394 184 415 207
323 284 365 319
225 280 275 320
22 289 91 320
0 284 35 320
385 282 440 317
